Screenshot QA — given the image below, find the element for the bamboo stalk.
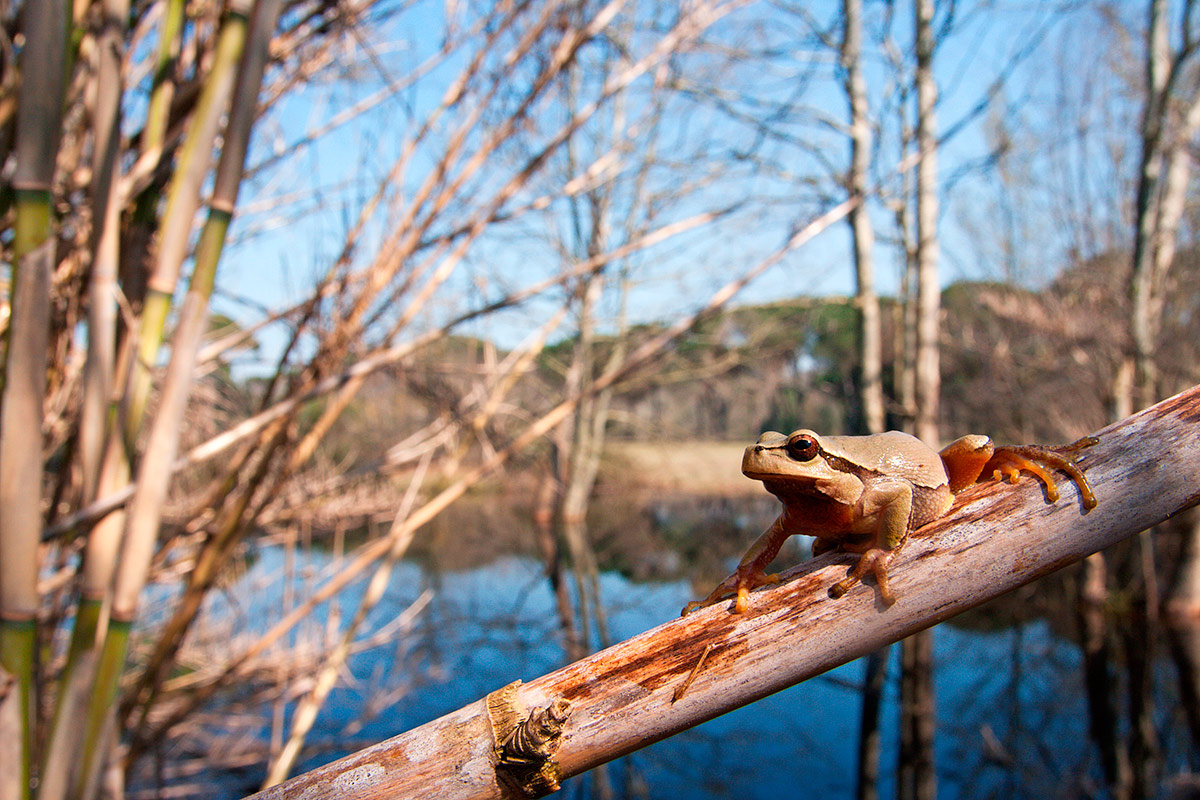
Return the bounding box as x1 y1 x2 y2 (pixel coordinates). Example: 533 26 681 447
107 0 282 738
68 1 271 792
0 2 69 798
261 454 434 787
39 5 132 794
78 0 129 501
124 0 252 436
139 0 186 172
65 3 217 721
246 384 1200 800
261 298 567 786
113 0 276 641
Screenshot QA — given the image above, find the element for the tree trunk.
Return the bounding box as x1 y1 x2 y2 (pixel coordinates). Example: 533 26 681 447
855 649 886 800
1078 552 1130 800
1129 0 1169 412
841 0 883 436
913 0 939 450
906 3 940 798
841 2 886 794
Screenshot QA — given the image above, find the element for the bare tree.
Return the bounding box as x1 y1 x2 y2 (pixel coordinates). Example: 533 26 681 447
838 3 886 798
901 3 940 800
841 0 884 437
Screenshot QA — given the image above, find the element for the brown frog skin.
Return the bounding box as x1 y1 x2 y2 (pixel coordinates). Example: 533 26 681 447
683 429 1098 615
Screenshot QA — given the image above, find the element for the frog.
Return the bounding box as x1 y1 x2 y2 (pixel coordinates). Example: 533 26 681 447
683 429 1098 615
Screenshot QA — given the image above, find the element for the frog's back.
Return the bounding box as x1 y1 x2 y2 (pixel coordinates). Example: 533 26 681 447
821 430 948 489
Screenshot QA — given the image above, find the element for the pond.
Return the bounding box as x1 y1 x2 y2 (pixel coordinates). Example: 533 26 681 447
148 539 1197 800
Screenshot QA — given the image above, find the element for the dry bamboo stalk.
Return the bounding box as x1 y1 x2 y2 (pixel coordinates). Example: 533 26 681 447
246 384 1200 800
261 454 433 787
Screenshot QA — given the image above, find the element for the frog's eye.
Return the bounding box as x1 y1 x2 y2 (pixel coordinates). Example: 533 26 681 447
786 434 819 461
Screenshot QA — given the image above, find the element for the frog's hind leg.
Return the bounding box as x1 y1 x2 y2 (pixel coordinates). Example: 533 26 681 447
986 437 1098 509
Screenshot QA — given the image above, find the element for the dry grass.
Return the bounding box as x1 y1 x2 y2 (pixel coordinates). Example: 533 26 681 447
603 440 758 496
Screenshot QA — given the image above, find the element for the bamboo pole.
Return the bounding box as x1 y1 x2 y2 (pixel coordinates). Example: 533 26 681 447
71 2 272 793
245 384 1200 800
37 4 131 794
125 0 252 438
111 0 276 674
0 3 68 799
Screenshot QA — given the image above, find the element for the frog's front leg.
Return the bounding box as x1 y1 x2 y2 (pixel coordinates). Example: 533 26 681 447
682 515 791 615
829 478 913 606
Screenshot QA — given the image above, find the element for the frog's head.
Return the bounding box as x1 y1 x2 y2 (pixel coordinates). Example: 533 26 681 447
742 429 841 485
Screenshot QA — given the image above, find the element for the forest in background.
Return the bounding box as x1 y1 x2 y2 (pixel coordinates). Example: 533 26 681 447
2 0 1199 798
290 245 1200 492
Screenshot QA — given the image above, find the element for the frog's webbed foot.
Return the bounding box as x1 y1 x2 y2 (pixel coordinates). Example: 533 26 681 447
830 547 897 606
986 436 1098 510
681 566 781 616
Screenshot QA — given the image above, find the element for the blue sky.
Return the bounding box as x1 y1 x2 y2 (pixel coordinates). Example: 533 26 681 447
207 0 1142 369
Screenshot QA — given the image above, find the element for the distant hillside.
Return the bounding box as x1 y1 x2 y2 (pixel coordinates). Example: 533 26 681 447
220 248 1200 506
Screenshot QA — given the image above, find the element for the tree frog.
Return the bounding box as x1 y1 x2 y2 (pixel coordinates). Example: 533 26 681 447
683 429 1098 614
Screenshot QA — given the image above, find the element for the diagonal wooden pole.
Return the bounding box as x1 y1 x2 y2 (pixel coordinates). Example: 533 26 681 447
245 384 1200 800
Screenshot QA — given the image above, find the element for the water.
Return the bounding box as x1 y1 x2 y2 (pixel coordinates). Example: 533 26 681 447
165 544 1197 799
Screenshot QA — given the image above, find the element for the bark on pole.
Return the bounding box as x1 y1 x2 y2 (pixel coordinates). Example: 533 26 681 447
245 385 1200 800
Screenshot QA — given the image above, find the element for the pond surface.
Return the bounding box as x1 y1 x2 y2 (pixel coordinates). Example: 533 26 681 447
170 544 1195 800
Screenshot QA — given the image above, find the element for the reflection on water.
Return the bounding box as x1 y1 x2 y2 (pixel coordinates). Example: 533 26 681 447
166 545 1195 799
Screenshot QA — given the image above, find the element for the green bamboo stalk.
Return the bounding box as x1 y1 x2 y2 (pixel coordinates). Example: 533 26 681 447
0 620 35 800
78 0 279 791
0 2 69 797
43 2 180 795
143 0 186 158
125 0 251 441
108 22 249 710
61 3 254 795
115 0 184 315
38 599 102 800
40 0 131 792
119 0 285 735
71 620 130 800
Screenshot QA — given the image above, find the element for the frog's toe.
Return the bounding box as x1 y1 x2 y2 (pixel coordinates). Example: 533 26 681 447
832 548 896 606
682 567 781 616
734 586 750 613
681 599 707 616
